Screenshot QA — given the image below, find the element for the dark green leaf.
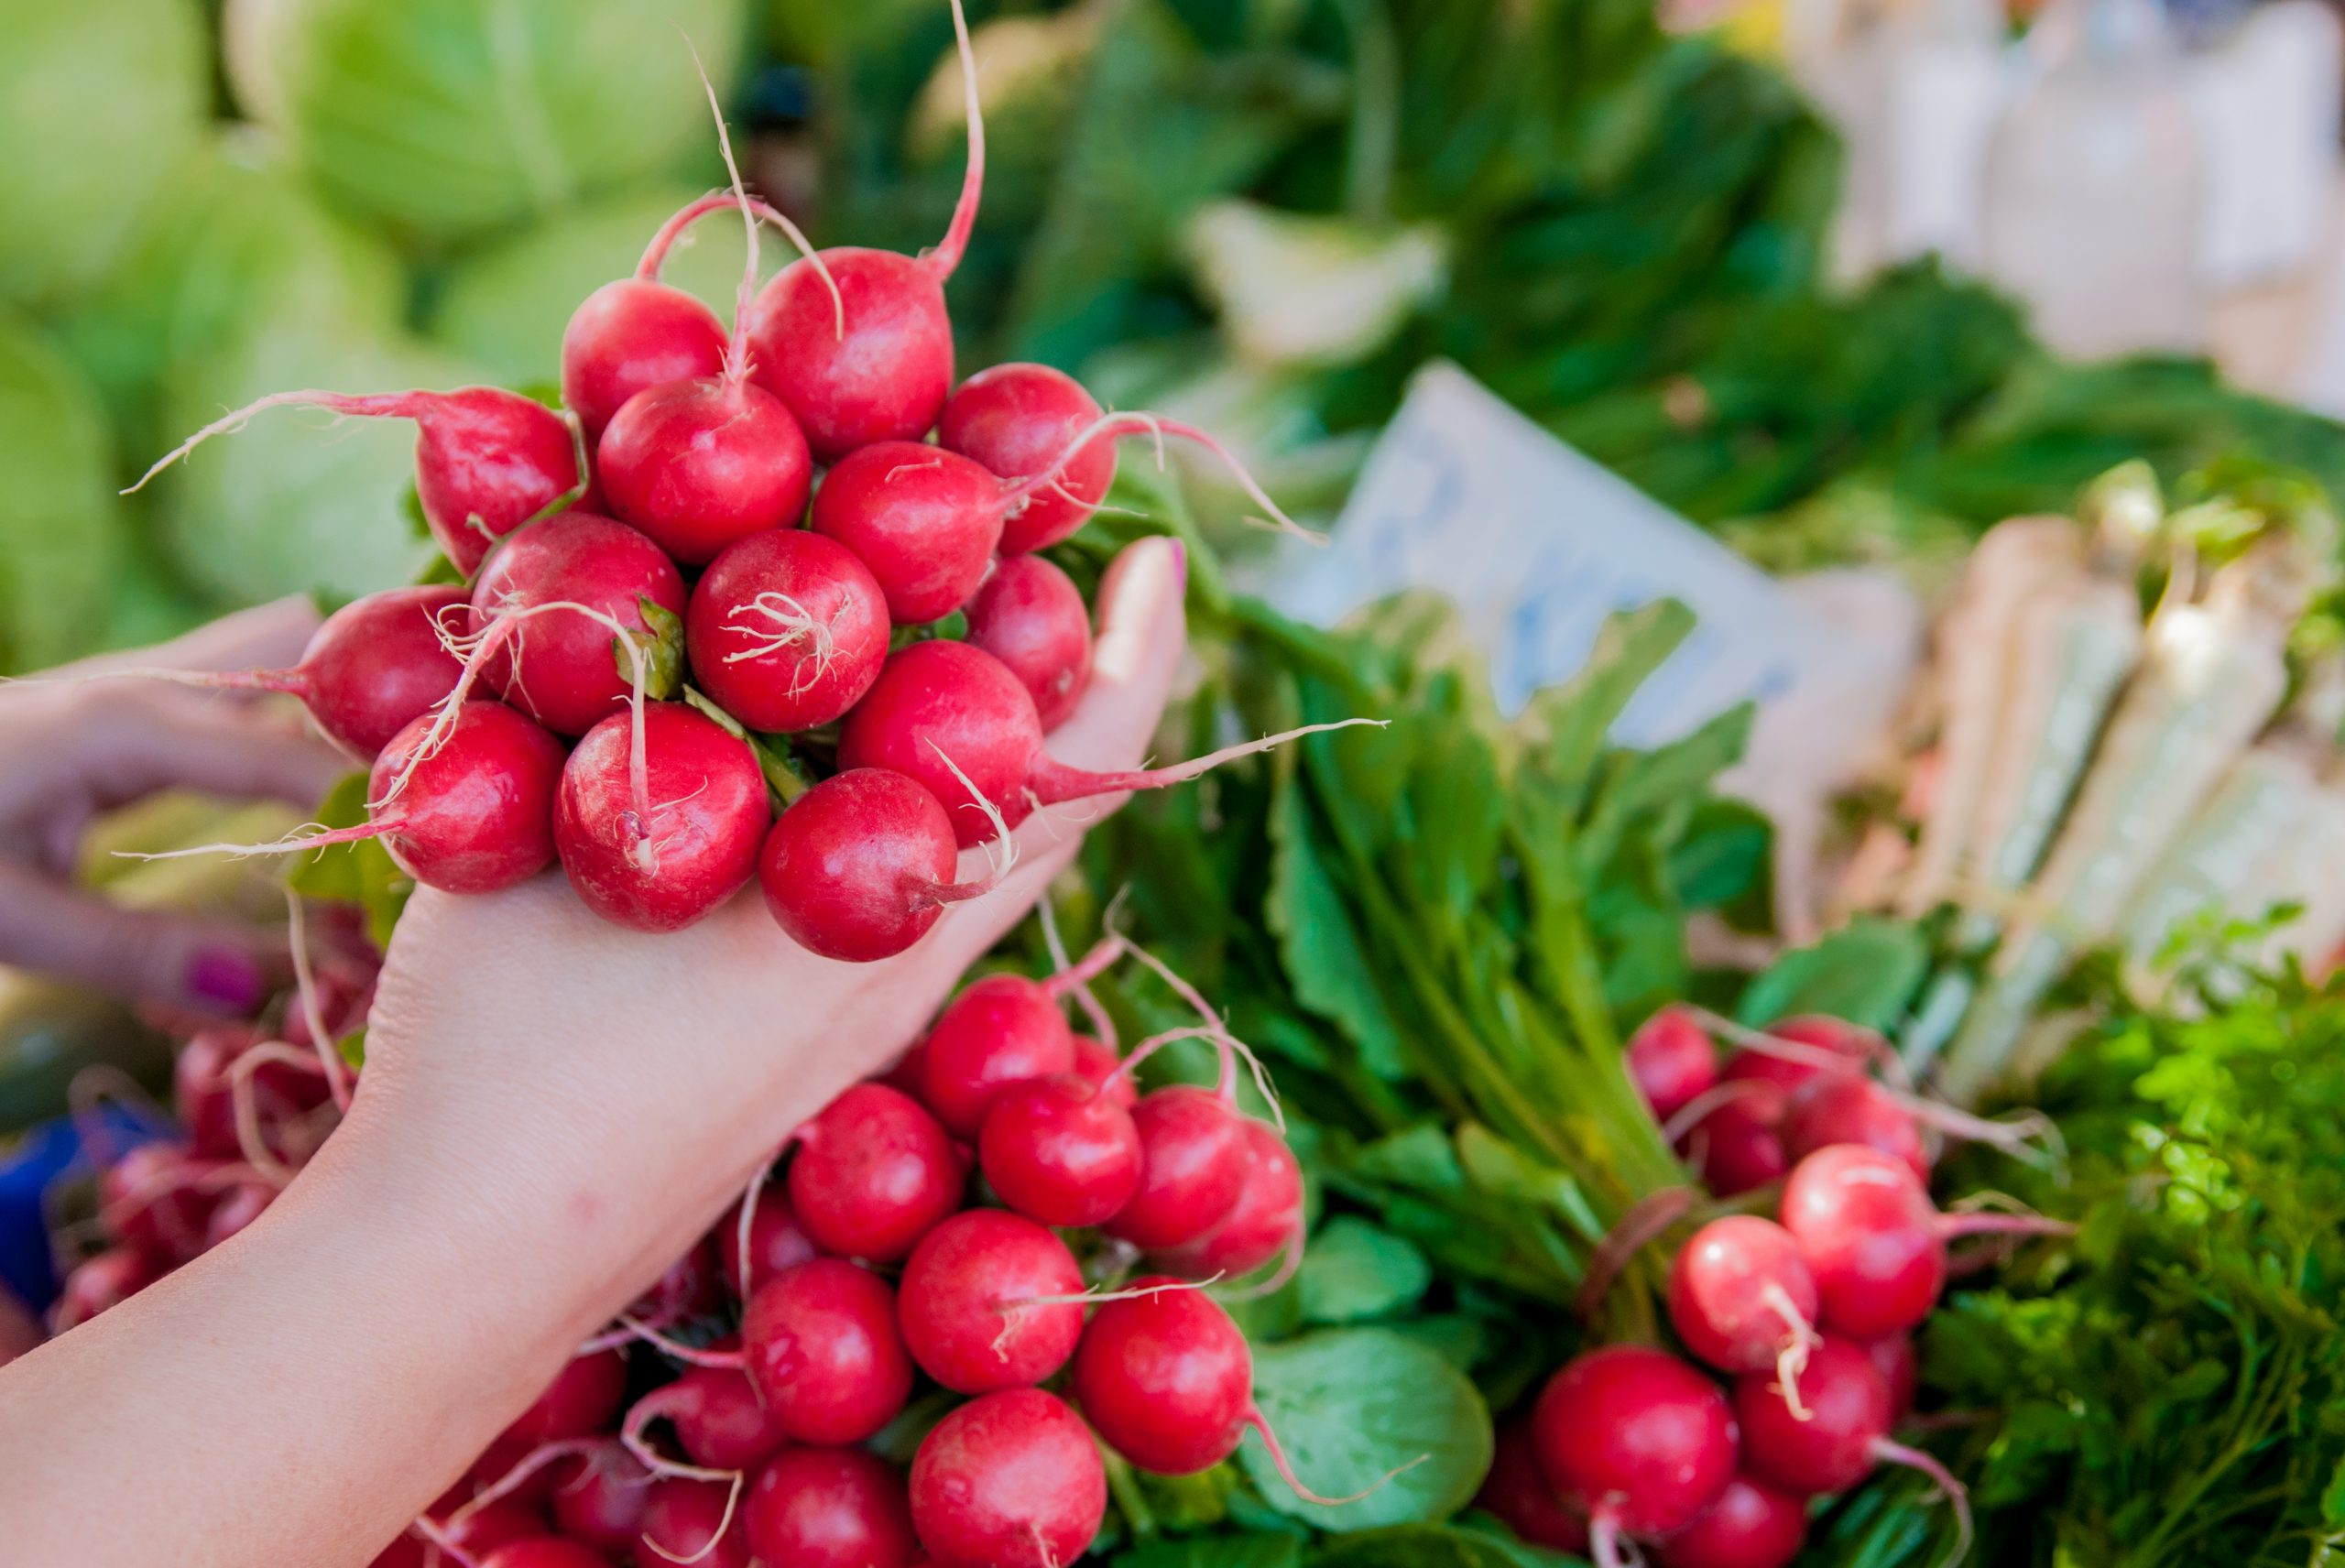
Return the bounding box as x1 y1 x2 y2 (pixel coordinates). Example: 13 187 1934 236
1301 1215 1433 1324
282 772 410 950
1736 917 1928 1029
1310 1519 1587 1568
1268 768 1410 1079
1118 1534 1304 1568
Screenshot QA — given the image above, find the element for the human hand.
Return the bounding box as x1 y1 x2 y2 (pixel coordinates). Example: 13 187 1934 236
0 602 351 1016
337 536 1188 1342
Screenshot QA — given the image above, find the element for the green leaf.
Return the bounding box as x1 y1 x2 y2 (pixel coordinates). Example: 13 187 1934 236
1311 1520 1587 1568
1301 1215 1433 1324
1516 600 1695 800
1118 1535 1305 1568
1239 1328 1493 1530
1736 917 1929 1029
335 1028 366 1073
616 594 684 701
282 772 411 950
2322 1452 2345 1532
1267 768 1410 1079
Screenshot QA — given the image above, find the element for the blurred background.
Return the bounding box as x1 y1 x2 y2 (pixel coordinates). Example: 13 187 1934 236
8 0 2345 682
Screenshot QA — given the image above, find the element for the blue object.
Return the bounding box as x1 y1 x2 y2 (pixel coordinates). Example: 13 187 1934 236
0 1105 175 1314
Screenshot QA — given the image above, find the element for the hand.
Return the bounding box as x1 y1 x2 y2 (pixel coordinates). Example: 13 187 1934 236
0 602 350 1015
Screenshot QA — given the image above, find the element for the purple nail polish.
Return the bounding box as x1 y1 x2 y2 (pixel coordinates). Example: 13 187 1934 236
1168 538 1188 593
187 947 267 1014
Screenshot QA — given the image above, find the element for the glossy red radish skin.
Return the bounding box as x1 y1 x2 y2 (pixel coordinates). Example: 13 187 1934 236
1655 1475 1808 1568
547 1442 649 1553
745 1446 920 1568
1861 1334 1918 1418
1532 1345 1737 1550
1073 1033 1136 1111
1627 1007 1718 1122
716 1184 818 1299
759 770 988 963
553 702 769 932
749 248 954 463
1781 1073 1929 1181
364 702 566 895
479 1540 612 1568
595 377 813 566
898 1209 1085 1393
1675 1096 1787 1197
1477 1417 1591 1555
1154 1116 1303 1279
1071 1276 1253 1475
1104 1084 1247 1251
976 1073 1141 1228
1732 1340 1893 1496
686 530 890 734
1776 1144 1946 1339
562 279 727 441
505 1349 629 1447
628 1239 723 1325
742 1258 915 1444
128 387 586 578
786 1083 964 1262
638 1477 753 1568
1666 1216 1819 1378
99 1141 215 1260
910 1388 1105 1568
940 362 1111 555
964 554 1092 731
919 975 1078 1138
469 513 686 737
809 441 1007 624
636 1361 791 1471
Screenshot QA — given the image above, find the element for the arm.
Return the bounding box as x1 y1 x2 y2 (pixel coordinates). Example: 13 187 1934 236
0 537 1186 1568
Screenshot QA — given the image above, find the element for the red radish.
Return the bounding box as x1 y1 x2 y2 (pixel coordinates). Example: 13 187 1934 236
908 1388 1104 1568
594 79 813 568
1531 1345 1737 1563
99 1142 216 1261
1654 1475 1808 1568
1861 1334 1918 1419
126 387 586 579
49 1247 161 1332
440 1500 552 1556
759 770 1000 963
1718 1016 1887 1122
938 363 1111 556
176 1025 271 1160
746 1447 920 1568
964 554 1092 731
562 193 830 441
976 1073 1141 1228
808 442 1009 624
786 1083 964 1262
837 639 1372 849
745 0 984 462
1475 1418 1591 1555
1666 1217 1820 1380
627 1359 791 1472
95 586 468 759
686 530 890 734
1674 1095 1786 1197
1781 1074 1929 1182
1153 1116 1303 1280
554 702 769 932
202 1181 273 1247
1627 1007 1717 1122
1074 1033 1136 1110
741 1258 915 1444
919 975 1078 1137
898 1209 1085 1393
629 1239 724 1326
480 1540 612 1568
715 1184 816 1299
1776 1144 1946 1339
638 1478 754 1568
370 1534 428 1568
505 1349 629 1447
468 513 686 737
1731 1340 1969 1552
1103 1085 1247 1250
547 1443 650 1552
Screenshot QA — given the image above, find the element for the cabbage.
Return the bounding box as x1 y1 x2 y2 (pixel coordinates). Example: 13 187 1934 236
57 130 409 461
0 0 210 303
0 313 126 672
155 316 477 607
426 184 779 389
224 0 751 244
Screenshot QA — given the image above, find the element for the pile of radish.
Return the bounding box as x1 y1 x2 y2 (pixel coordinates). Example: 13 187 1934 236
116 0 1353 964
1476 1007 2068 1568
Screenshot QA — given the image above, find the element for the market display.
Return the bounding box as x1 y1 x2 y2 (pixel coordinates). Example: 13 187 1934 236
10 2 2345 1567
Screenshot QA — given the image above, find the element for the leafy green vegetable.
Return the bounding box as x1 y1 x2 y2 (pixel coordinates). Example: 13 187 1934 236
1736 918 1929 1029
1240 1328 1493 1531
0 310 127 673
0 0 208 304
1299 1215 1433 1325
1312 1520 1586 1568
282 772 412 951
225 0 748 243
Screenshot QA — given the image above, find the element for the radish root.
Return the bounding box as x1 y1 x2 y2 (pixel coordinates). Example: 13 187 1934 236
123 389 432 495
925 0 985 280
1009 411 1326 545
1244 1408 1424 1507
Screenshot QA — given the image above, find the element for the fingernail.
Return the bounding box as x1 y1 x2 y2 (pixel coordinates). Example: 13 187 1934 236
187 947 267 1015
1168 538 1188 594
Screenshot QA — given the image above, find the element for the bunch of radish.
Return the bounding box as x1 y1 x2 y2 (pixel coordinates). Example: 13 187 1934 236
45 909 376 1334
352 934 1320 1568
1473 1008 2070 1567
118 0 1355 964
